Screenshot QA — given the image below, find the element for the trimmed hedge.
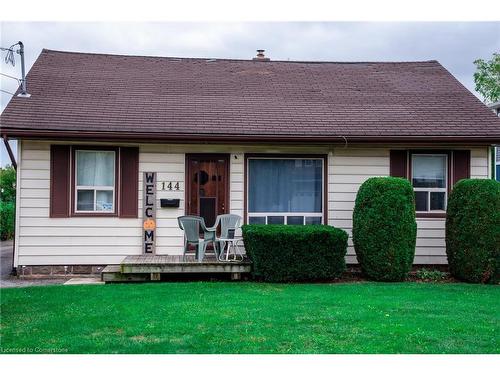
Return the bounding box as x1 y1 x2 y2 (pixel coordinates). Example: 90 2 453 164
242 224 348 282
446 179 500 284
353 177 417 281
0 201 15 241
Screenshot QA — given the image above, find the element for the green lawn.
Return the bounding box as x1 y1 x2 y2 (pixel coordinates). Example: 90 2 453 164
1 282 498 354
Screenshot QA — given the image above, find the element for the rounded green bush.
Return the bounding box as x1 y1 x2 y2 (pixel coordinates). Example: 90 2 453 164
353 177 417 281
446 179 500 284
242 224 348 282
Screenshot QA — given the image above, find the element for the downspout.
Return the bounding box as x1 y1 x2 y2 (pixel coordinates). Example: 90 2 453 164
3 135 17 170
2 135 17 275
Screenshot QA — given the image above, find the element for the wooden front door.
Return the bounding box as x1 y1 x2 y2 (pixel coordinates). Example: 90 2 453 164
186 154 229 227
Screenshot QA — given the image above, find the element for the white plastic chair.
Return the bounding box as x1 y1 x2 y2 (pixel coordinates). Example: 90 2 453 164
212 214 244 261
177 215 218 262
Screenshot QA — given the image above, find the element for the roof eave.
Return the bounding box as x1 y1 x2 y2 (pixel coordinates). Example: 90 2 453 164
2 128 500 145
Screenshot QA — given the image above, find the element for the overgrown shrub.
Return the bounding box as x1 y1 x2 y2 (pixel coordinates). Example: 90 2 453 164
242 224 348 282
446 179 500 284
0 201 15 241
353 177 417 281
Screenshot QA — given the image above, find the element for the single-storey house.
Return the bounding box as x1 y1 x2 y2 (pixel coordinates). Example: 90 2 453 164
1 49 500 276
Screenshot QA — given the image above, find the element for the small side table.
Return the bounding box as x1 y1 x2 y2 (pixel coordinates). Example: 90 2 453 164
218 238 245 261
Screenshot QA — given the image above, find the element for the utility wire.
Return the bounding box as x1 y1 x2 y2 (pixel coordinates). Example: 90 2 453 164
0 72 21 83
0 88 15 96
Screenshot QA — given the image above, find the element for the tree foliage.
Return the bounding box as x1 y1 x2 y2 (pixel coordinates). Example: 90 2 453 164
0 166 16 203
0 166 16 240
473 53 500 103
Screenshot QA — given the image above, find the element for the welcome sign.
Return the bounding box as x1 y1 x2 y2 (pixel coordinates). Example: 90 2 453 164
143 172 157 254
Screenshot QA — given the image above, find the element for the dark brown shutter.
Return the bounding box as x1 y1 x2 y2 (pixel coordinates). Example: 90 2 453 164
452 150 470 186
50 145 71 218
390 150 408 178
119 147 139 218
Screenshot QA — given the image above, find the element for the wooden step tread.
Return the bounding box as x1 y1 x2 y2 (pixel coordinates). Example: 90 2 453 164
102 265 121 273
121 254 251 266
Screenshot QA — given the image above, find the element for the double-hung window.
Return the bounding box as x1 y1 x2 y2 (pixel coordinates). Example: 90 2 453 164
411 154 448 212
75 150 116 213
247 157 324 225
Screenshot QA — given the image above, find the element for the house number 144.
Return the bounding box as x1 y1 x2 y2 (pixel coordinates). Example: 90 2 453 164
161 181 180 191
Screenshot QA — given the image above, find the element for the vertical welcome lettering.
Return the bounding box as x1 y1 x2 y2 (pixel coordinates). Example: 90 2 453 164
143 172 156 254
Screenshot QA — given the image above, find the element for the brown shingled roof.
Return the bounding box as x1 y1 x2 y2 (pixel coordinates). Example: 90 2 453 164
1 49 499 143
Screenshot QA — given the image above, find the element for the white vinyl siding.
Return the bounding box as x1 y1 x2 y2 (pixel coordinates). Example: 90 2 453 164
15 141 245 265
229 153 245 238
16 141 141 266
471 147 490 179
328 148 390 264
327 146 490 264
14 140 491 267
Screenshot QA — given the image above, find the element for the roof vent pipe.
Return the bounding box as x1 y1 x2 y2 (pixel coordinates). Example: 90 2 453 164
253 49 270 61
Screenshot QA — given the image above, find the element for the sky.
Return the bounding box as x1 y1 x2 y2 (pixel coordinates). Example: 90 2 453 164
1 21 499 166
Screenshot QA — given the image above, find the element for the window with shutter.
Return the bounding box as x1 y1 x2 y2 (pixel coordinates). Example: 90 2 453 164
411 153 448 212
390 149 470 217
71 147 118 217
75 150 116 213
49 145 139 218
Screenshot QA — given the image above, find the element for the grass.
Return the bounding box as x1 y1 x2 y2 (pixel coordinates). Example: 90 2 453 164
0 282 499 354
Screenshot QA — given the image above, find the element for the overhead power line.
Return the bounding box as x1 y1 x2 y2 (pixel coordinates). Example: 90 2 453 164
0 72 21 83
0 88 15 96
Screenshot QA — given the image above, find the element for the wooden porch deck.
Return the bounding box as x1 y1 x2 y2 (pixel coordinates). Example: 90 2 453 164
102 254 252 283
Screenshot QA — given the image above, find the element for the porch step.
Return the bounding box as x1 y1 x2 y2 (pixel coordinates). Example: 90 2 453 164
101 255 252 283
120 255 252 274
101 265 149 283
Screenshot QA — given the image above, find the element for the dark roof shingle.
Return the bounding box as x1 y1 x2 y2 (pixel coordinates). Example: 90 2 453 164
1 49 499 142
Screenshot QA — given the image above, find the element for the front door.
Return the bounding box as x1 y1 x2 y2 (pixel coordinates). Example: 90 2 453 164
186 154 229 227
